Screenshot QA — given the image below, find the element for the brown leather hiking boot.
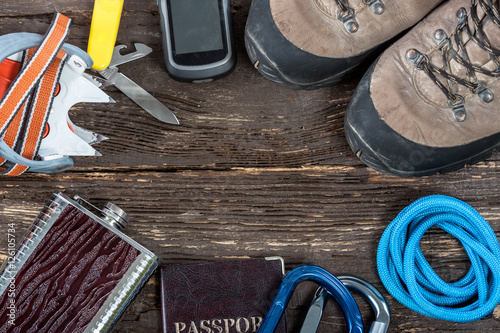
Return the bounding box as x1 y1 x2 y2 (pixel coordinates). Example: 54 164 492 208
245 0 444 89
345 0 500 177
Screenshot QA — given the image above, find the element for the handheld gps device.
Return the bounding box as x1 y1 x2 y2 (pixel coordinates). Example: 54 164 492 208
158 0 236 83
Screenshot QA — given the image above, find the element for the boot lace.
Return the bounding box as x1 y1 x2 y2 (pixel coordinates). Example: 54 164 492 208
335 0 385 33
406 0 500 122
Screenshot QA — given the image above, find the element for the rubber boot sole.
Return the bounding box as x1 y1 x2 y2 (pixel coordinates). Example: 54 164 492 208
345 120 497 177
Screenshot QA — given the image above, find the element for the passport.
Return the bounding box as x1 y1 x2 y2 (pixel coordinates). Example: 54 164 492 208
160 257 287 333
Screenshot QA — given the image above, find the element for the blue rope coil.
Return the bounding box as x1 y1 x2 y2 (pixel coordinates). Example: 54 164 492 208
377 195 500 322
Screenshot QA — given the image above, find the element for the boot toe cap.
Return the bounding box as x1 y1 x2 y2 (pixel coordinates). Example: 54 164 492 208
344 62 500 177
244 0 374 89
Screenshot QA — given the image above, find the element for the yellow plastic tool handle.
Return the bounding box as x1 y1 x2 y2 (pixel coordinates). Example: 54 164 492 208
87 0 125 70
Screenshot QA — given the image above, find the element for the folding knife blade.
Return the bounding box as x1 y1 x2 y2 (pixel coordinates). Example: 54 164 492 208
99 66 180 125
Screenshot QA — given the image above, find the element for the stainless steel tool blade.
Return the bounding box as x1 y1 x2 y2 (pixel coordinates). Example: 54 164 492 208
82 72 115 91
109 43 153 67
99 66 179 125
299 287 327 333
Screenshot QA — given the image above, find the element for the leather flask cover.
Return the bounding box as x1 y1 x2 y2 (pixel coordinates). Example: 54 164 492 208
0 191 159 333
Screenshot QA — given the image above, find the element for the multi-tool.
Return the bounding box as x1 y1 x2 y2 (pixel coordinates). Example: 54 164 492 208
0 39 179 174
0 10 179 175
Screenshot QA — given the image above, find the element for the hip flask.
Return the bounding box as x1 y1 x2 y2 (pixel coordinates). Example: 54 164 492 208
0 191 159 332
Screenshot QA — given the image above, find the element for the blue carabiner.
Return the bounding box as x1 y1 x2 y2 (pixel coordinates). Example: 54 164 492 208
258 265 364 333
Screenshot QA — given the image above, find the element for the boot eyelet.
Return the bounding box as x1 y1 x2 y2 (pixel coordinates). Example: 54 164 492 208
479 90 494 103
338 7 355 21
434 29 446 41
453 108 467 122
406 49 419 60
448 94 465 108
363 0 385 15
472 81 494 103
433 29 450 53
406 49 427 70
456 8 467 29
456 7 467 19
338 8 359 33
448 95 466 122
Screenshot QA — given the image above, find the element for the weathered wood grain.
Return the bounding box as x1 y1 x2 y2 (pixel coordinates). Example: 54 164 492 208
0 0 364 170
1 169 500 332
0 0 500 332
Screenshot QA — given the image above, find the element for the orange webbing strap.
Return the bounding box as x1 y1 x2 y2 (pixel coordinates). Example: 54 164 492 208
0 48 35 166
3 51 67 176
0 12 71 176
0 49 34 168
0 58 22 100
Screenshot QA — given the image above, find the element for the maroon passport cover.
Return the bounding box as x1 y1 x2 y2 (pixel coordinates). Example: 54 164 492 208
160 258 287 333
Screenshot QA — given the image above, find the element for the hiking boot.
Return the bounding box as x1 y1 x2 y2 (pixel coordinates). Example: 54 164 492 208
344 0 500 177
244 0 444 89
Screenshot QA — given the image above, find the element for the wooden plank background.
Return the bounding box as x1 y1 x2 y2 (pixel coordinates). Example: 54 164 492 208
0 1 499 332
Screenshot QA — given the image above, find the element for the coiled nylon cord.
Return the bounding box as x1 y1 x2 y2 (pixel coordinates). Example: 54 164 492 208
377 195 500 322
